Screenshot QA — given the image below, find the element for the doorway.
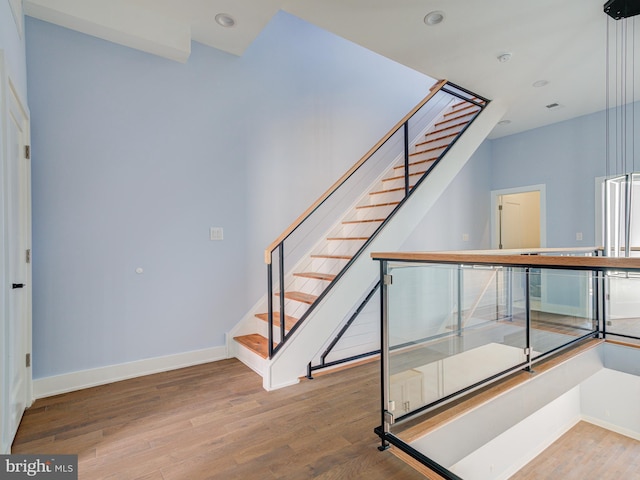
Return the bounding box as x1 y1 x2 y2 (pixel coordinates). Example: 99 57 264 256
498 191 541 249
1 64 32 453
491 185 546 250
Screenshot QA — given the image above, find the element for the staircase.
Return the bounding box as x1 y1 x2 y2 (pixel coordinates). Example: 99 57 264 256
229 81 505 389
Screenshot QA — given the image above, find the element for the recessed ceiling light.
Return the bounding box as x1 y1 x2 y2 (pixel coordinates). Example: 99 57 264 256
533 80 549 88
215 13 236 28
497 53 512 63
498 120 512 125
424 11 445 26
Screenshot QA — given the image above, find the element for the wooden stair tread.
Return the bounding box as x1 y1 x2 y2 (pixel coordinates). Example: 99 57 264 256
435 111 476 127
254 312 299 329
452 98 483 109
310 253 352 260
382 171 426 182
234 334 273 359
370 186 414 195
429 120 467 135
326 236 368 241
293 271 337 281
342 218 384 224
356 201 400 209
409 145 446 157
275 291 318 304
394 158 437 171
445 104 480 116
394 155 437 169
416 131 458 147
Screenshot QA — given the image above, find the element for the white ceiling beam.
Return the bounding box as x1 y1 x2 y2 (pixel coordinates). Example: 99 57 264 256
24 0 191 63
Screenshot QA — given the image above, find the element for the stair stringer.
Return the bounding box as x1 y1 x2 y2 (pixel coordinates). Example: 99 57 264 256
264 99 507 391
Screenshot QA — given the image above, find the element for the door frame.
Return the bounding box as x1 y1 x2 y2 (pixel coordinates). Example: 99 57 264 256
0 51 32 454
490 184 547 249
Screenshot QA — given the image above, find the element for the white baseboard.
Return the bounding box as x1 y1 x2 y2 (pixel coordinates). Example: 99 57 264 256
581 415 640 441
33 345 228 399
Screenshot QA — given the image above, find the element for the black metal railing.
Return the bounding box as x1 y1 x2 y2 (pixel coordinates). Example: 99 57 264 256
263 81 490 358
306 281 381 378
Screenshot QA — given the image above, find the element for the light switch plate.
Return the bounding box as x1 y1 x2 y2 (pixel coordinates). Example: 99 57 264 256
210 227 224 241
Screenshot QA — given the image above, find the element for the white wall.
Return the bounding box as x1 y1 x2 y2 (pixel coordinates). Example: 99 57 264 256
581 368 640 440
25 12 434 380
450 387 581 480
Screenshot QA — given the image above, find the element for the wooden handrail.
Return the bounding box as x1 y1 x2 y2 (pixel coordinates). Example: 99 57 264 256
264 79 448 264
370 248 640 271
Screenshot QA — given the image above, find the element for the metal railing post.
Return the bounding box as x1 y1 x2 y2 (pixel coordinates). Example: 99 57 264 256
602 272 608 339
379 260 390 451
457 266 463 335
267 260 274 358
525 267 533 371
403 121 410 197
279 243 286 346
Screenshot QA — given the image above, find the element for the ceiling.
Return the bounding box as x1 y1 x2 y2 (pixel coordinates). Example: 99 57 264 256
23 0 638 139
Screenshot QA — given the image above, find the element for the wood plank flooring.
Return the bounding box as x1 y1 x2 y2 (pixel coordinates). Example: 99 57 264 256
511 421 640 480
12 360 426 480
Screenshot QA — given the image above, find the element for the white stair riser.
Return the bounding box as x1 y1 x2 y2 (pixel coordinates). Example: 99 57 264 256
367 190 404 205
333 222 378 238
414 136 452 151
324 240 366 256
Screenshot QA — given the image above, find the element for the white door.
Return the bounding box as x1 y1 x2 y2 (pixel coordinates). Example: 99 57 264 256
3 77 31 451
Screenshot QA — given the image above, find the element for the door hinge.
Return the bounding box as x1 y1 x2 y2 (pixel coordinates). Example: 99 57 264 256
498 204 503 211
26 353 31 368
26 248 31 264
24 145 30 160
383 274 393 285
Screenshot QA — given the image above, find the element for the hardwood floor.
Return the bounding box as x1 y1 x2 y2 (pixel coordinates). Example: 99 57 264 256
511 421 640 480
12 360 426 480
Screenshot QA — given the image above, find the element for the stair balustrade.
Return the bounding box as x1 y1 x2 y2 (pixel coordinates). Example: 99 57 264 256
236 80 490 361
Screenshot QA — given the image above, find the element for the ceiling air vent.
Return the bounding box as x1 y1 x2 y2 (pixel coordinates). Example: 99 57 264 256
546 102 562 109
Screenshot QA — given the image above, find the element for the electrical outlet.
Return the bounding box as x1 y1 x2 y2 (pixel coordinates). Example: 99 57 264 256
462 233 470 242
576 232 583 241
210 227 224 241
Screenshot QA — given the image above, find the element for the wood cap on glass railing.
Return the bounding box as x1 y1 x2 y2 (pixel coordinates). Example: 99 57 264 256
264 79 449 265
370 248 640 271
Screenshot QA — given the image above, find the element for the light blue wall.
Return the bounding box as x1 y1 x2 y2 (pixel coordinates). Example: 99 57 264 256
402 141 493 251
490 110 608 247
25 12 434 378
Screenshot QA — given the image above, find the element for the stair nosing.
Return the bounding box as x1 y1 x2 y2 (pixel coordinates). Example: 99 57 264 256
356 201 400 210
293 271 338 281
310 253 352 260
275 291 318 305
326 237 369 241
342 218 385 224
383 171 427 182
234 334 273 359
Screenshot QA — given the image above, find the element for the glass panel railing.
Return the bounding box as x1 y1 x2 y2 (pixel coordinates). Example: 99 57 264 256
374 250 640 477
386 263 529 423
607 273 640 343
529 269 595 357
